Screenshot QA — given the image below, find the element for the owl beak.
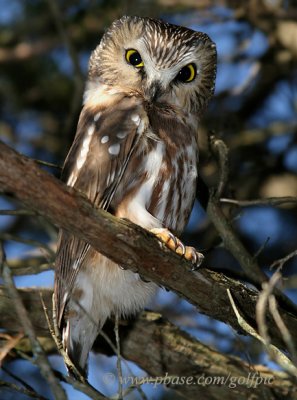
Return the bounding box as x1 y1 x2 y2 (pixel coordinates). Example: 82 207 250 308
144 80 163 102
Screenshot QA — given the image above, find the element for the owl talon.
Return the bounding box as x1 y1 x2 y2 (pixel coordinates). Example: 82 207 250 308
185 247 204 270
176 241 186 256
150 228 204 269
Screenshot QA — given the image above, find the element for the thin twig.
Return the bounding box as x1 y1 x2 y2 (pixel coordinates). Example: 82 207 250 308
207 135 267 285
2 365 48 400
41 293 108 399
45 0 84 137
0 332 24 367
220 197 297 207
0 379 49 400
49 264 147 397
255 273 297 377
0 209 36 216
227 288 297 377
208 136 297 314
209 136 229 198
54 370 107 400
33 159 61 169
270 249 297 270
40 292 86 383
98 328 148 400
253 237 270 261
9 258 53 276
56 289 147 399
0 243 67 400
256 272 282 346
45 0 83 82
0 233 55 258
115 311 123 400
269 295 297 367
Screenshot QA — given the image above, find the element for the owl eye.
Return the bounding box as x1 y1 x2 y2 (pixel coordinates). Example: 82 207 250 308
125 49 144 68
175 63 196 83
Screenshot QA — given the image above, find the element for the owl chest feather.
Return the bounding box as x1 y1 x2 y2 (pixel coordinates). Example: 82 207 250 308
114 124 198 234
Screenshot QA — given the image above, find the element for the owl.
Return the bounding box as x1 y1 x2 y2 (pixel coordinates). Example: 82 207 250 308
54 15 216 377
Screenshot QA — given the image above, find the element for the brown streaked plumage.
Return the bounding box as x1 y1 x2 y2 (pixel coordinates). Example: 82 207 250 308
54 15 216 376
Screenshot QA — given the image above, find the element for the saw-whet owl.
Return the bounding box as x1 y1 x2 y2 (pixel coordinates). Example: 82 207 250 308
54 15 216 376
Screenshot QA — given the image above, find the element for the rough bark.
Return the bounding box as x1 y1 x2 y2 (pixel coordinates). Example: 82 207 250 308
0 141 297 353
0 287 296 400
1 141 297 398
0 142 297 346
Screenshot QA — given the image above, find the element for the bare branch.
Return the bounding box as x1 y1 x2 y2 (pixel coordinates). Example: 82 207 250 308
2 287 297 400
0 233 54 258
0 332 24 367
45 0 85 138
270 250 297 270
0 379 49 400
269 295 297 367
228 287 297 378
209 136 229 199
8 257 53 276
0 245 67 400
256 272 297 377
221 197 297 207
207 136 296 314
206 136 269 286
54 371 107 400
33 159 61 170
0 141 297 351
0 209 36 216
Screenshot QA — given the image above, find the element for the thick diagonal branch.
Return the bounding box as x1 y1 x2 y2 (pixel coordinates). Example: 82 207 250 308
0 287 296 400
0 141 297 350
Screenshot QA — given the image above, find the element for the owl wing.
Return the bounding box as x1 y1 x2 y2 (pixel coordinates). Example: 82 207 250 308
55 96 145 326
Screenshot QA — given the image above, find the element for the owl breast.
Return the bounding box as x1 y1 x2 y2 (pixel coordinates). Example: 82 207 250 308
113 116 198 235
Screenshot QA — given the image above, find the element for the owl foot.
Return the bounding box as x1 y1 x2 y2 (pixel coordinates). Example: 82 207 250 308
150 228 204 270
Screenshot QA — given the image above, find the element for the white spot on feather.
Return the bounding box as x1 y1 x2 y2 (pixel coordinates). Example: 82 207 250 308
108 143 121 155
131 114 140 125
87 124 95 137
94 112 101 122
101 135 109 144
75 124 94 171
67 172 77 187
116 132 128 139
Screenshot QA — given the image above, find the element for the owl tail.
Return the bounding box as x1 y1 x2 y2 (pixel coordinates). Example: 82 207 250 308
60 302 106 378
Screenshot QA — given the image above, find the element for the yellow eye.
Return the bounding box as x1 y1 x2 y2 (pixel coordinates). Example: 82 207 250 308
176 63 196 83
125 49 144 68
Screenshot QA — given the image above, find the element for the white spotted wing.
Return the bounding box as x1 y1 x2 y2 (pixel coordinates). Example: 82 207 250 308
55 96 145 326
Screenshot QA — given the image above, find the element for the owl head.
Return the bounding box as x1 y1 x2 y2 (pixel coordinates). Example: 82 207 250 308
86 16 216 116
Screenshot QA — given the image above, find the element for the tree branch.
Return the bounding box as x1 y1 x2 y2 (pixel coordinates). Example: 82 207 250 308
0 141 297 351
1 287 296 400
0 247 67 400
